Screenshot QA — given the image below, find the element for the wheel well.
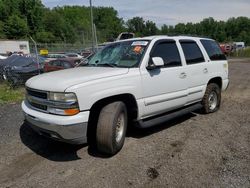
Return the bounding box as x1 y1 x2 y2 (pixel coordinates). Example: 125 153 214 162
87 94 138 142
208 77 222 89
89 94 138 120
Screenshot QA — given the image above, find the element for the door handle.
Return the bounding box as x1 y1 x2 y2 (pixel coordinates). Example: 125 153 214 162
179 72 187 79
203 68 208 73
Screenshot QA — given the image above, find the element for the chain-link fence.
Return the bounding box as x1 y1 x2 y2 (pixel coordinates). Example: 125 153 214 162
29 42 93 54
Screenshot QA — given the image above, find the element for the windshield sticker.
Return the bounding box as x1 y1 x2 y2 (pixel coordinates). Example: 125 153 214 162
133 46 142 54
131 41 148 46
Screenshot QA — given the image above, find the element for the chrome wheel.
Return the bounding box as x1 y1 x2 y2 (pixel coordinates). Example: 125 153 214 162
115 113 125 143
208 91 218 111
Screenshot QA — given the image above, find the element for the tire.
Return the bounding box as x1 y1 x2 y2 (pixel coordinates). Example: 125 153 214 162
201 83 221 114
96 101 127 155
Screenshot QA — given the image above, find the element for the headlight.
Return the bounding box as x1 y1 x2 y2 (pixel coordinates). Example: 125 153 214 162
48 92 79 116
48 92 77 102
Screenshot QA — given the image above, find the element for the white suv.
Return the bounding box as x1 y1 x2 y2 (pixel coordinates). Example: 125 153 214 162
22 36 229 155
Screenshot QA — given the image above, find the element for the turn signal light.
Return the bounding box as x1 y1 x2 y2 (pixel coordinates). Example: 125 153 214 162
64 108 80 116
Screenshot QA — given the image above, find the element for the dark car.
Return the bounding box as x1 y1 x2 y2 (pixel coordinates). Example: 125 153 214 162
43 58 81 72
0 55 43 86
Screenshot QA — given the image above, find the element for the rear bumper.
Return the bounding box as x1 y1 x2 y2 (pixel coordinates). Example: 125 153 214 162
22 101 89 144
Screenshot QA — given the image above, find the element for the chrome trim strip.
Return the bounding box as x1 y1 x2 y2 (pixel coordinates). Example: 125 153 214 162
145 94 188 106
188 90 203 95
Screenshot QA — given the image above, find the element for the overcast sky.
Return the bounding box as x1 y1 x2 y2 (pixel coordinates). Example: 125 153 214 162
42 0 250 26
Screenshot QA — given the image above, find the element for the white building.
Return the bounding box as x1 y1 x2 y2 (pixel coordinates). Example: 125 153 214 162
0 40 30 55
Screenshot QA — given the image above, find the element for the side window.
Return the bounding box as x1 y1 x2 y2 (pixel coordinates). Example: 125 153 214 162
62 61 72 68
180 40 205 65
48 60 57 66
200 40 226 61
53 61 61 67
151 41 182 67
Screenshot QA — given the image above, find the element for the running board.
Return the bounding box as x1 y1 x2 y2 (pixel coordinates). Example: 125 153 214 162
137 103 202 129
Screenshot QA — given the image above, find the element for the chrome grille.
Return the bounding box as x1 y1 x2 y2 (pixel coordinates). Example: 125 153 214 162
26 88 47 99
26 88 48 112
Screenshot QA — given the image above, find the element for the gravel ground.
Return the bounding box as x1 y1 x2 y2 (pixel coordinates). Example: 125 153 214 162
0 59 249 188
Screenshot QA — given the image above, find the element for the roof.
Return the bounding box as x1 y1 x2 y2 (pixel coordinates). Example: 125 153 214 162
113 35 214 43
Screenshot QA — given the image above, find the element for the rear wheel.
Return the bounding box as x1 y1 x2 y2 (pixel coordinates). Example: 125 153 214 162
96 101 127 155
201 83 221 113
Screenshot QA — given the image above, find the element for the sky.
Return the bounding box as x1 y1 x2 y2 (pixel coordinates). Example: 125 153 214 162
42 0 250 26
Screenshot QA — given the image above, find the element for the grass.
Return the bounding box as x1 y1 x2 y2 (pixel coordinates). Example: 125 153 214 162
231 47 250 57
0 82 25 104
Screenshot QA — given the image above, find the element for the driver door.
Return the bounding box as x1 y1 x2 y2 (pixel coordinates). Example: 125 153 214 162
140 40 188 118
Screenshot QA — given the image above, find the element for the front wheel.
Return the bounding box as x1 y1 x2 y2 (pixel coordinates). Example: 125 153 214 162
96 101 127 155
201 83 221 113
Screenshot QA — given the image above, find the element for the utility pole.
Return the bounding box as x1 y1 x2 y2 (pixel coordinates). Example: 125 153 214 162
94 24 98 50
90 0 95 52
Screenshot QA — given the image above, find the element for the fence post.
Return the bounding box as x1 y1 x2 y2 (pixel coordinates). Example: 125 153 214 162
30 36 40 74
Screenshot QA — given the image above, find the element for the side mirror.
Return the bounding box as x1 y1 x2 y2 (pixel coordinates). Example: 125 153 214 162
147 57 164 70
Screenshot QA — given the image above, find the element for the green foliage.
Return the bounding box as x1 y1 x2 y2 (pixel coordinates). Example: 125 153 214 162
0 82 24 104
4 14 28 39
35 31 56 43
0 20 5 38
126 17 145 36
159 16 250 45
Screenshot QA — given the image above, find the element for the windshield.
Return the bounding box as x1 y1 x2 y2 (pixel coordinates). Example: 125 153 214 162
88 40 149 68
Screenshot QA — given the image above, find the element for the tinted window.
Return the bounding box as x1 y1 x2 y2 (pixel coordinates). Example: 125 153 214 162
180 41 205 64
201 40 226 61
151 41 182 67
50 60 61 66
62 61 71 68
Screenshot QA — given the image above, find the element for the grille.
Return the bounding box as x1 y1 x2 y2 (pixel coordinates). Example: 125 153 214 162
30 102 47 111
27 88 47 99
26 88 48 111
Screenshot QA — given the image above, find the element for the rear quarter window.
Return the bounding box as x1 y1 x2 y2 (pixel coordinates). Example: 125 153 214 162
201 40 226 61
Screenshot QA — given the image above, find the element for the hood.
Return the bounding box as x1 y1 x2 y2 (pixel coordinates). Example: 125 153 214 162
26 67 129 92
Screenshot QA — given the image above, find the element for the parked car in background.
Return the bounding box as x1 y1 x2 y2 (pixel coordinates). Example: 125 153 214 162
46 54 68 59
220 43 233 55
116 32 135 41
65 53 83 58
44 58 81 72
233 42 245 51
81 50 93 58
0 55 43 85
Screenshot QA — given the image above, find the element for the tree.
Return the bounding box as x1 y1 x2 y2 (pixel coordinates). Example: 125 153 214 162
4 15 28 39
161 24 169 34
35 31 55 43
143 20 158 36
0 21 5 38
18 0 45 34
126 17 145 36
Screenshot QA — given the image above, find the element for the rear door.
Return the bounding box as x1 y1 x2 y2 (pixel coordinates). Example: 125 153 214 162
140 40 188 118
179 40 209 104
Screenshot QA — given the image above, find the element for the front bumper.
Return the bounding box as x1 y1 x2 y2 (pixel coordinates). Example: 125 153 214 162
22 101 89 144
222 78 229 91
